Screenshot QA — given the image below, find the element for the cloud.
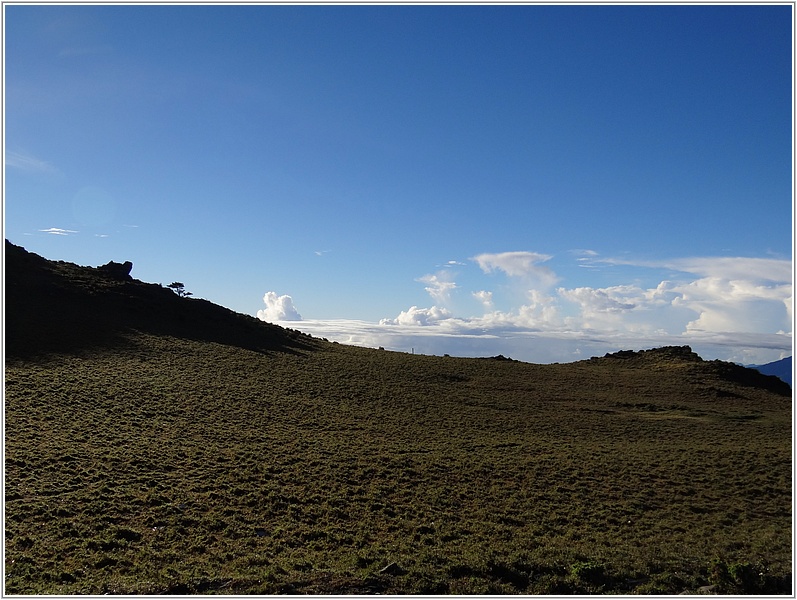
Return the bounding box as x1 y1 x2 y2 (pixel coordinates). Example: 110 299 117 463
6 151 58 174
39 228 78 236
472 290 494 309
601 256 791 284
417 272 457 304
558 286 638 314
259 251 792 365
669 257 791 283
555 283 679 334
553 254 792 336
256 292 302 322
473 290 560 329
471 251 559 288
273 317 791 366
574 249 602 269
472 251 553 277
380 305 454 326
670 277 792 334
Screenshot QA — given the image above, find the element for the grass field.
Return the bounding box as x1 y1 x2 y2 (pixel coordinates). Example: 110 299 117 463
4 241 793 594
5 337 792 594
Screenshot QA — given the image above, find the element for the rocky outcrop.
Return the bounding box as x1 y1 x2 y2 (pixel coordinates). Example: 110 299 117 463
601 346 703 362
97 260 133 280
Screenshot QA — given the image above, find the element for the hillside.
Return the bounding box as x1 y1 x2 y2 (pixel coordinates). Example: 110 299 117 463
4 241 792 594
4 240 318 360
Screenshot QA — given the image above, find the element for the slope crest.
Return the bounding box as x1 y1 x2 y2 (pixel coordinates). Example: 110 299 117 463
589 345 791 396
4 240 319 358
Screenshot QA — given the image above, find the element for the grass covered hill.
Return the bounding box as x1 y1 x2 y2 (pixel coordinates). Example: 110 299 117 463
4 240 317 360
4 240 792 594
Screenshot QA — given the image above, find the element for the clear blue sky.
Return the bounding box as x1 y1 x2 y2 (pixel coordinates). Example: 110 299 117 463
4 4 793 364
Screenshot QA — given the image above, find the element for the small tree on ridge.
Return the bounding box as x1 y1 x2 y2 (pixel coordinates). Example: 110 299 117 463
168 282 192 297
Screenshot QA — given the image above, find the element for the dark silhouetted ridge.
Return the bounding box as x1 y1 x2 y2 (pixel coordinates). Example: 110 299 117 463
4 240 321 358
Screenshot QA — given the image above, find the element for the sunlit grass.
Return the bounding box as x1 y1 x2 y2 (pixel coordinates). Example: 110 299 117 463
5 335 791 594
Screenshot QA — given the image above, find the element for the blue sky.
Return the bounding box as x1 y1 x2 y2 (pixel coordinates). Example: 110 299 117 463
4 4 793 364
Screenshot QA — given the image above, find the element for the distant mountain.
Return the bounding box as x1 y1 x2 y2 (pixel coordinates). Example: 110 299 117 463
750 357 792 386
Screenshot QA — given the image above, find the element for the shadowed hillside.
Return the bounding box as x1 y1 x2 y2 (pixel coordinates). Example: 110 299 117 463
5 240 318 358
4 241 792 595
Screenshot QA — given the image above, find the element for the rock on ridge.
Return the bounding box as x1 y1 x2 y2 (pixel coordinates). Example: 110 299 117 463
97 260 133 280
600 346 703 362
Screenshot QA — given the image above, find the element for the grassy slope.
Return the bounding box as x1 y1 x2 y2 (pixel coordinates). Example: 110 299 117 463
4 241 792 594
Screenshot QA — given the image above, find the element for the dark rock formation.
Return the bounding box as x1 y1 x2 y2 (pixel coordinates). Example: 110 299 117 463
97 260 133 280
603 346 703 362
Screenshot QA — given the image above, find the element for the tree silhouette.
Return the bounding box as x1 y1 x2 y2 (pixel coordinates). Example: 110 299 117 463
168 282 192 297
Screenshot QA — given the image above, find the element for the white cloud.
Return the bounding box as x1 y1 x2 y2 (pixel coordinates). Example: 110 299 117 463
556 283 683 334
272 317 791 365
558 286 638 314
602 256 791 284
256 292 302 322
471 251 557 283
473 290 494 309
380 305 454 326
260 251 792 366
553 255 792 337
39 227 78 235
417 272 457 304
6 151 58 174
670 277 792 334
506 290 560 328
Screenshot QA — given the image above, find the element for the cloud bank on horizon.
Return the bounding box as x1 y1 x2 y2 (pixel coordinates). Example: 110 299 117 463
258 250 792 365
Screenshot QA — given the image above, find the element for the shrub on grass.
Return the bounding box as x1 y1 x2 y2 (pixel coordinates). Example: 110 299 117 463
714 560 791 594
570 560 606 583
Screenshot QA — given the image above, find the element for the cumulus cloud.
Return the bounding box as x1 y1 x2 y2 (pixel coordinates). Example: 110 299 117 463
556 255 792 336
417 272 457 304
670 277 792 334
473 290 494 309
555 284 676 334
255 251 792 365
559 286 637 313
506 290 559 328
380 305 454 326
256 292 302 322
